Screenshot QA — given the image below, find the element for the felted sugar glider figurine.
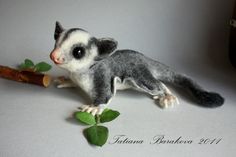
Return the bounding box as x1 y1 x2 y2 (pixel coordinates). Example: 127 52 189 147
50 22 224 115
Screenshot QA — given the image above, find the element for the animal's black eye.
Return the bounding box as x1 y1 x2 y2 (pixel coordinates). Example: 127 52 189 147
72 46 85 59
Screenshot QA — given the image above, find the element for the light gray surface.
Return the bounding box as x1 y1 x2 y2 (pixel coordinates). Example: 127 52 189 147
0 0 236 157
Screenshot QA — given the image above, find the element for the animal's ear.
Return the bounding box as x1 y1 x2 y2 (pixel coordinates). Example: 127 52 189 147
54 21 64 40
97 38 118 55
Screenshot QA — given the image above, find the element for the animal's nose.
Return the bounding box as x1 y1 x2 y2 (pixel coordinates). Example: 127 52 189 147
50 48 64 64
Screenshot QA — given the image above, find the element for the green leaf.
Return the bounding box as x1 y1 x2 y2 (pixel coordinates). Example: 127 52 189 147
100 109 120 123
19 59 34 70
19 63 27 69
24 59 34 68
34 62 52 72
84 125 108 146
75 111 96 125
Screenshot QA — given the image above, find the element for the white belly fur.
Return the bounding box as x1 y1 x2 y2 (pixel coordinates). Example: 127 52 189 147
70 72 93 95
115 77 133 90
70 73 134 96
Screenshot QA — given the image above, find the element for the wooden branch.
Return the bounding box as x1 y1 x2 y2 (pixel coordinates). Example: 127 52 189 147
0 65 51 87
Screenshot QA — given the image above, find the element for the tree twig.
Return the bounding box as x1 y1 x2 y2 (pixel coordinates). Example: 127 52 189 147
0 65 51 87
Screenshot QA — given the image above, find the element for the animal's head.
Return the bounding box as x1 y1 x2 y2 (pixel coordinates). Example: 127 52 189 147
50 21 117 72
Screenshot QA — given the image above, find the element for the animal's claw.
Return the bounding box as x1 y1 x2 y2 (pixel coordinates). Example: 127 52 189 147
79 104 104 116
157 94 179 109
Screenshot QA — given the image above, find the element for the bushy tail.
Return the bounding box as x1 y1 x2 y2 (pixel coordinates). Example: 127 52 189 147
167 73 224 107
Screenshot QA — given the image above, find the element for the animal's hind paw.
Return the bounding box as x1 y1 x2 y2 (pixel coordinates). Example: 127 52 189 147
154 94 179 109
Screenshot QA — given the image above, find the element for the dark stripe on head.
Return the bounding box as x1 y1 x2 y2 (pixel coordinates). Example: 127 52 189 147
60 28 87 45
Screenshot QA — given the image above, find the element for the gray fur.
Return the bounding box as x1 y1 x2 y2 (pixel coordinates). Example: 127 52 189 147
88 50 224 107
51 22 224 110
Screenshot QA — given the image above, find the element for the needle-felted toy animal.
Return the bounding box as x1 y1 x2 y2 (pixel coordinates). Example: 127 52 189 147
50 22 224 115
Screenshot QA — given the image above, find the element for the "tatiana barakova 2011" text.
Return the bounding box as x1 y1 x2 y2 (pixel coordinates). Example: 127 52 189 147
109 135 222 145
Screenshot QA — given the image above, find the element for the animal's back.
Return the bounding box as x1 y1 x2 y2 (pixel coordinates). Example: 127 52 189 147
107 49 173 80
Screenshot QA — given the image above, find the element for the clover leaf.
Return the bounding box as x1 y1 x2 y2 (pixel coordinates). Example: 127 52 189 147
19 59 52 73
74 108 120 147
19 59 34 69
24 59 34 68
75 111 96 125
84 125 109 146
100 109 120 123
34 62 52 72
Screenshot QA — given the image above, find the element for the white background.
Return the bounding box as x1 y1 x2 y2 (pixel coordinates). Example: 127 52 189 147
0 0 235 156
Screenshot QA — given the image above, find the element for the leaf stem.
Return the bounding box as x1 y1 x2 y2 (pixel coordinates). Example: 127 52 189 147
95 115 100 124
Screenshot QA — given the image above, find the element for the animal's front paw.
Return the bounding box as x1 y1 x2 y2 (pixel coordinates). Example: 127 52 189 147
79 105 105 116
54 76 76 88
154 94 179 109
54 76 67 88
